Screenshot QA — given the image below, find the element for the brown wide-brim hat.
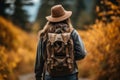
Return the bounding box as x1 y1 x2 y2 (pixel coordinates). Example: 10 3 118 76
46 5 72 22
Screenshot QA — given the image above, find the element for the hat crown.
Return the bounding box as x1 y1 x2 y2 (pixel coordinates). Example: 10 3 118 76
51 5 65 18
46 4 72 22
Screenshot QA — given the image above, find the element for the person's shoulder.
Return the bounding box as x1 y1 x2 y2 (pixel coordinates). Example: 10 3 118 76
37 30 44 40
71 29 78 36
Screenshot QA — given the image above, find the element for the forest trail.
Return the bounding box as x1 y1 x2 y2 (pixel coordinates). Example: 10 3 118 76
19 73 89 80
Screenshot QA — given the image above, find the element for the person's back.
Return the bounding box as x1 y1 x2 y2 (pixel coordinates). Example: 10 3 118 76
34 5 87 80
45 21 75 77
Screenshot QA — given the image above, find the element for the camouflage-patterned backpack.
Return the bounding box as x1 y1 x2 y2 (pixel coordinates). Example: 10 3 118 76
45 25 75 77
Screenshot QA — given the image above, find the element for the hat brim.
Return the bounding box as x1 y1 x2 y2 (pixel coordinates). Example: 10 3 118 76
46 11 72 22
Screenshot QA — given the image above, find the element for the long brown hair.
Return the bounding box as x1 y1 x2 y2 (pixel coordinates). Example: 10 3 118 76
39 18 74 41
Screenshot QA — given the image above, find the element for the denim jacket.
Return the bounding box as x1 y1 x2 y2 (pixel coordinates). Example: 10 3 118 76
34 29 87 80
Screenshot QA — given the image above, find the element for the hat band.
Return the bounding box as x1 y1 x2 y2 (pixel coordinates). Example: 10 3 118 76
52 11 65 18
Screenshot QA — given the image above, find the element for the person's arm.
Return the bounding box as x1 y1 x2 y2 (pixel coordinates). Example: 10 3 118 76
34 39 44 80
71 30 87 60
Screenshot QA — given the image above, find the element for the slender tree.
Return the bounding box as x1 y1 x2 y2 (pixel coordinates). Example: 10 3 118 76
0 0 10 17
12 0 29 30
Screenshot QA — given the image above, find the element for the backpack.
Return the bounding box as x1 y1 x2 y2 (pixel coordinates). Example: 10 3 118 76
45 26 75 77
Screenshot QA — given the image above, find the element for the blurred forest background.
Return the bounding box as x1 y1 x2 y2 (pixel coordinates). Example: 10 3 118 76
0 0 120 80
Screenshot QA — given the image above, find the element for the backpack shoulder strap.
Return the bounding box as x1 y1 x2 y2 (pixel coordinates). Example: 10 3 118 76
48 33 56 45
62 33 71 44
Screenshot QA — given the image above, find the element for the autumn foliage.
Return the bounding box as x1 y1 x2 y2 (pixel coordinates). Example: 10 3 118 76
0 17 120 80
77 1 120 79
0 1 120 80
96 0 120 22
0 17 37 80
78 18 120 80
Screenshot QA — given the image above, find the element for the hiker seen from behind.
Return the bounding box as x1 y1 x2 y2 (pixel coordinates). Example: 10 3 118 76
34 4 87 80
